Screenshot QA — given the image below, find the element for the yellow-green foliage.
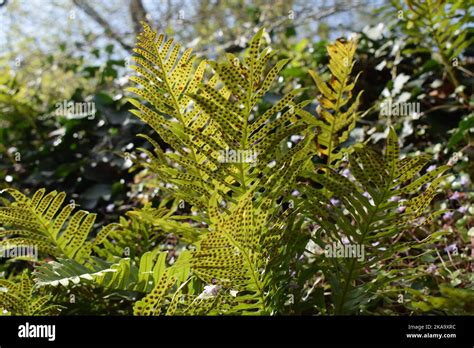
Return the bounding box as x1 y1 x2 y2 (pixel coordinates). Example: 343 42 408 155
190 193 273 314
0 24 459 317
0 271 61 315
0 188 118 263
128 24 314 209
306 39 363 168
404 0 472 62
304 127 450 314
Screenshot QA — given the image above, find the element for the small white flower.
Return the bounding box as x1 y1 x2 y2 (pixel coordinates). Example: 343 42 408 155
198 284 221 299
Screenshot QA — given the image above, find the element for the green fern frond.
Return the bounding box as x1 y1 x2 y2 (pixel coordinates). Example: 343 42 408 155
129 25 315 208
0 271 62 315
307 38 363 168
34 249 176 293
403 0 473 102
405 0 473 62
133 193 278 315
304 127 450 314
0 188 118 263
33 258 119 288
128 22 212 209
125 205 203 243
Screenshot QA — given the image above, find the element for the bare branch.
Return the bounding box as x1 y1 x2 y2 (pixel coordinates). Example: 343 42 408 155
72 0 132 51
129 0 149 35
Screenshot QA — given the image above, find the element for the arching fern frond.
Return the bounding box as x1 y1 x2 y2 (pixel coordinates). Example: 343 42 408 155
34 249 179 294
94 204 204 262
0 188 118 263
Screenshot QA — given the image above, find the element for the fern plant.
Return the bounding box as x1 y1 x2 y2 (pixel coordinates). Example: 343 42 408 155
303 127 450 314
133 193 280 315
126 25 319 315
400 0 473 104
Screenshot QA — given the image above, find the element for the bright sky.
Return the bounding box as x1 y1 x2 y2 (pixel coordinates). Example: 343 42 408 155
0 0 385 61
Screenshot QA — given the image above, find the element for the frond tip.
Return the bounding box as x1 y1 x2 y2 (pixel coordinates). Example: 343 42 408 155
308 38 363 167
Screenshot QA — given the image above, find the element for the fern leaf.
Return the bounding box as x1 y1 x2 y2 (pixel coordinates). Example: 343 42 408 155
305 126 450 314
130 24 315 208
309 38 363 168
0 188 118 263
0 271 61 315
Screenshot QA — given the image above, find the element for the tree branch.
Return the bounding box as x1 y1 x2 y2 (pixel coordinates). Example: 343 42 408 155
129 0 149 36
72 0 132 51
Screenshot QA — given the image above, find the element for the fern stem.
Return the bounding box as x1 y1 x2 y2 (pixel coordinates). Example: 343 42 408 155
239 55 255 190
327 73 348 169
